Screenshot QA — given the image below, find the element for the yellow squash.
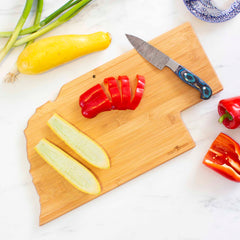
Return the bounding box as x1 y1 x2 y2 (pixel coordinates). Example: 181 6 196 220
35 139 101 195
17 32 111 74
47 113 110 169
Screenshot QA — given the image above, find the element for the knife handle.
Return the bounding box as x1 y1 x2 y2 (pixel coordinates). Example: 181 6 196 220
174 65 212 100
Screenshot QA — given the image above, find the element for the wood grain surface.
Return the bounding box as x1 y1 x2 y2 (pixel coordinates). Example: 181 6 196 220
24 22 223 225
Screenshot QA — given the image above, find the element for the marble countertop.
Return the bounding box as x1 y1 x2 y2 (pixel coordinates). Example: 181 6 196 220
0 0 240 239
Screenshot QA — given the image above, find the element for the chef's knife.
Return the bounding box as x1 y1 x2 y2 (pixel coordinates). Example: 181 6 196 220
126 34 212 100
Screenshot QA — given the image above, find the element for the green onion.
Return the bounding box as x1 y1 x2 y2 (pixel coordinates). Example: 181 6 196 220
0 0 83 38
14 0 92 47
4 0 44 83
26 0 44 46
41 0 77 26
34 0 44 26
0 0 34 62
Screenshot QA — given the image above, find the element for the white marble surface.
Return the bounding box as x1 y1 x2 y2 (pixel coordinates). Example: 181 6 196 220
0 0 240 239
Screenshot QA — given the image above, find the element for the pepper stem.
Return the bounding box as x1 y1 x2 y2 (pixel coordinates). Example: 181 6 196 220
219 111 233 123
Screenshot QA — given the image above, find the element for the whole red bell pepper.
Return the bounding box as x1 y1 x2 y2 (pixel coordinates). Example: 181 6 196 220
218 96 240 129
79 84 112 118
203 132 240 182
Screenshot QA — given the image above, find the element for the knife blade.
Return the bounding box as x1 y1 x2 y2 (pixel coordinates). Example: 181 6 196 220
125 34 212 100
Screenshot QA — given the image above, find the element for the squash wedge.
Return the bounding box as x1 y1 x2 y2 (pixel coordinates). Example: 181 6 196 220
35 139 101 195
47 113 110 169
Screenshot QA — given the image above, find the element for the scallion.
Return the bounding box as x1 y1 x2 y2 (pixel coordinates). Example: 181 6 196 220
0 0 34 62
26 0 44 46
0 0 83 38
5 0 44 83
13 0 92 47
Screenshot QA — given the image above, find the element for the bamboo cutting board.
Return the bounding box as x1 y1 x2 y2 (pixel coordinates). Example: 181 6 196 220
25 23 223 225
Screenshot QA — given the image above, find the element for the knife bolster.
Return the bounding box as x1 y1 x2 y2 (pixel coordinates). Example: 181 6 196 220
166 58 179 72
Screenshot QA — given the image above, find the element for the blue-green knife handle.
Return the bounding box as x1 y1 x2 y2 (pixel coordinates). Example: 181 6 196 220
174 65 212 100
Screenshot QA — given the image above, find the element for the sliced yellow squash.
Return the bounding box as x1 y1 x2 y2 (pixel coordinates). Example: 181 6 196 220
34 139 101 195
47 113 110 169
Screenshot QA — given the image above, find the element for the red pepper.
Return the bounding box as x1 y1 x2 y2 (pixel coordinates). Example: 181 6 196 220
79 75 145 118
79 84 103 108
203 132 240 182
118 76 131 110
79 84 112 118
218 96 240 129
129 75 145 110
104 77 122 109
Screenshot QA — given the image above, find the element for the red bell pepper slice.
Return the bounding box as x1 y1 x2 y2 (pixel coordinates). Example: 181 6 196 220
129 75 145 110
104 77 122 109
118 75 131 110
79 84 112 118
79 84 103 108
203 132 240 182
218 96 240 129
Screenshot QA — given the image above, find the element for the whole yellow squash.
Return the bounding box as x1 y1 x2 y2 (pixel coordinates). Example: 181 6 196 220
17 31 111 74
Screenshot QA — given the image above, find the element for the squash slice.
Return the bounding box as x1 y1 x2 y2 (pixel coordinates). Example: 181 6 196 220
47 113 110 169
35 139 101 195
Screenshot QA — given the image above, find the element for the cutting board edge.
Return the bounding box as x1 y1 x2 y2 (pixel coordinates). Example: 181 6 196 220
38 138 196 226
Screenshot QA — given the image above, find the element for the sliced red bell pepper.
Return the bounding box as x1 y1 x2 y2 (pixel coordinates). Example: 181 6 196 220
104 77 122 109
79 74 145 118
129 75 145 110
218 96 240 129
118 75 131 110
79 84 112 118
203 132 240 182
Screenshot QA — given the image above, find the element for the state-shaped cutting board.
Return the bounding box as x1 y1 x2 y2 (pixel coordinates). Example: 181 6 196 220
25 23 223 225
